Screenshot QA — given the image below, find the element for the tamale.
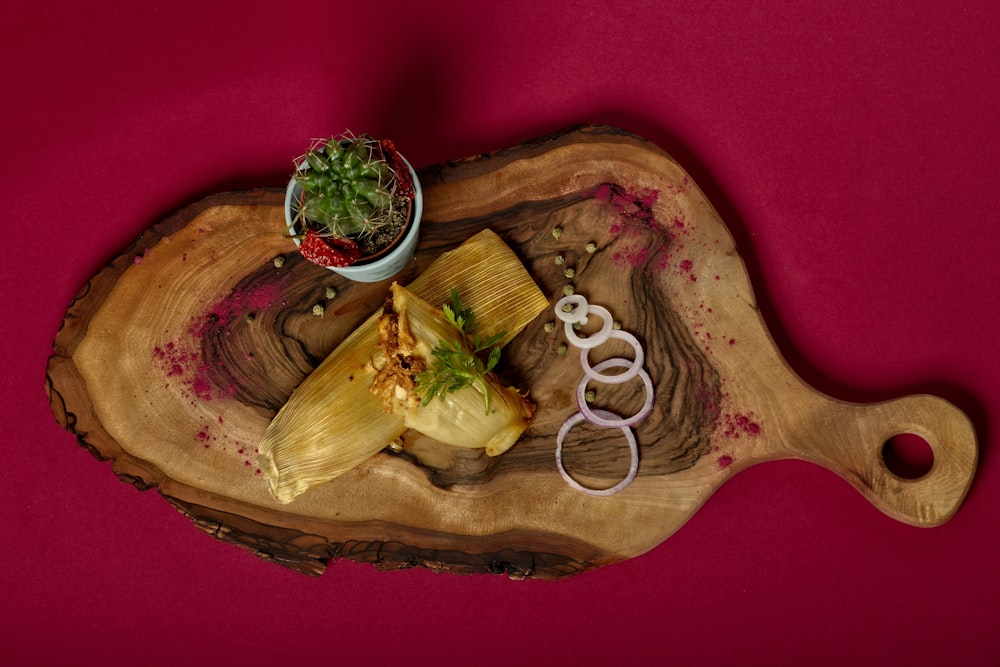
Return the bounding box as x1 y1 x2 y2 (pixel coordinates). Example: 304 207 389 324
371 283 535 456
257 229 549 504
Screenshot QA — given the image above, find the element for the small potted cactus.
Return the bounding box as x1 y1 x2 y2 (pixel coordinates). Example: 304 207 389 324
284 132 422 282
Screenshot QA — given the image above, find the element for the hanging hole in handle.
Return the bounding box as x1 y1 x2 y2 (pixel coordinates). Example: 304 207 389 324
882 433 935 480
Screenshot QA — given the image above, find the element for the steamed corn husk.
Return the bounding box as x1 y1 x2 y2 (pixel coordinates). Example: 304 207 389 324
371 283 535 456
257 229 548 504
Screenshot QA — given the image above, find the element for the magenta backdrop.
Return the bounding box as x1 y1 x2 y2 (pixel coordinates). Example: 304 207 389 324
3 1 998 665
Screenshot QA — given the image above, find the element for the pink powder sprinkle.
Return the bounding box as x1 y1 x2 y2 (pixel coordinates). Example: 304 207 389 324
153 281 279 406
590 183 678 272
151 275 283 474
590 182 660 234
697 382 723 420
188 282 282 338
718 455 734 468
613 245 651 268
592 182 708 283
721 411 762 439
190 377 213 401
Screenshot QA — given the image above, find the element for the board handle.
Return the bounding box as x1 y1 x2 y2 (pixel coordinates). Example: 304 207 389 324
795 394 978 527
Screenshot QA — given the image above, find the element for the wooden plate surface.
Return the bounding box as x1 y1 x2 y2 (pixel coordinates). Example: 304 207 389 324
46 125 977 578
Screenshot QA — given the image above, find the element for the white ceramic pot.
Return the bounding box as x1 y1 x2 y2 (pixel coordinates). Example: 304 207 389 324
284 155 422 283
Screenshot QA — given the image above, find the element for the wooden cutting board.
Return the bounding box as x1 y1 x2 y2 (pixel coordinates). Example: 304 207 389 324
46 125 977 578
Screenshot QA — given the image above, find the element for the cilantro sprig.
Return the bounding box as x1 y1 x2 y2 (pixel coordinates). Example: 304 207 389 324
416 289 507 414
441 288 478 333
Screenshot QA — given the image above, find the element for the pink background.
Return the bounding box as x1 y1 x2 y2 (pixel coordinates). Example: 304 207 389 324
3 1 998 664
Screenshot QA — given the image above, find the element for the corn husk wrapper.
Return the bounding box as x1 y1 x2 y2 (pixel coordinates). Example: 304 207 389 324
257 229 548 504
371 283 535 457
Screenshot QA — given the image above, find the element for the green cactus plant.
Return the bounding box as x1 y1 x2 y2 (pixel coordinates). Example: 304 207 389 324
289 132 416 266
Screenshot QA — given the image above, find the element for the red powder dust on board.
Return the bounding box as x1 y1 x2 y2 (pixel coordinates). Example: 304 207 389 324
587 182 703 280
718 454 734 468
677 258 698 282
721 411 762 439
150 278 282 473
588 183 675 270
156 281 282 401
153 341 234 403
192 421 260 471
617 245 651 267
187 282 282 338
591 182 660 232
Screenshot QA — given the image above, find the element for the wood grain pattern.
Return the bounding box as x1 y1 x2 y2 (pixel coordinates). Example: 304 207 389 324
46 125 978 578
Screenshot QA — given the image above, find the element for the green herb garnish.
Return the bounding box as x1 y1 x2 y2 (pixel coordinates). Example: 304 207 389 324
442 287 476 332
416 289 507 413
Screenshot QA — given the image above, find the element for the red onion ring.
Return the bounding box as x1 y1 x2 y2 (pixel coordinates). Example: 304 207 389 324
580 330 644 384
577 359 654 428
555 410 639 496
554 294 590 324
563 304 613 350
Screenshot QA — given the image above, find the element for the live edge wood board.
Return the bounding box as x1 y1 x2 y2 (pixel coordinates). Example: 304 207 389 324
47 125 978 579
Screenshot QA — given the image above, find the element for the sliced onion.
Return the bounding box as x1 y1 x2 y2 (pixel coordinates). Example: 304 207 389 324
563 304 613 350
580 330 644 384
551 294 654 495
555 410 638 496
577 359 654 428
554 294 590 324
